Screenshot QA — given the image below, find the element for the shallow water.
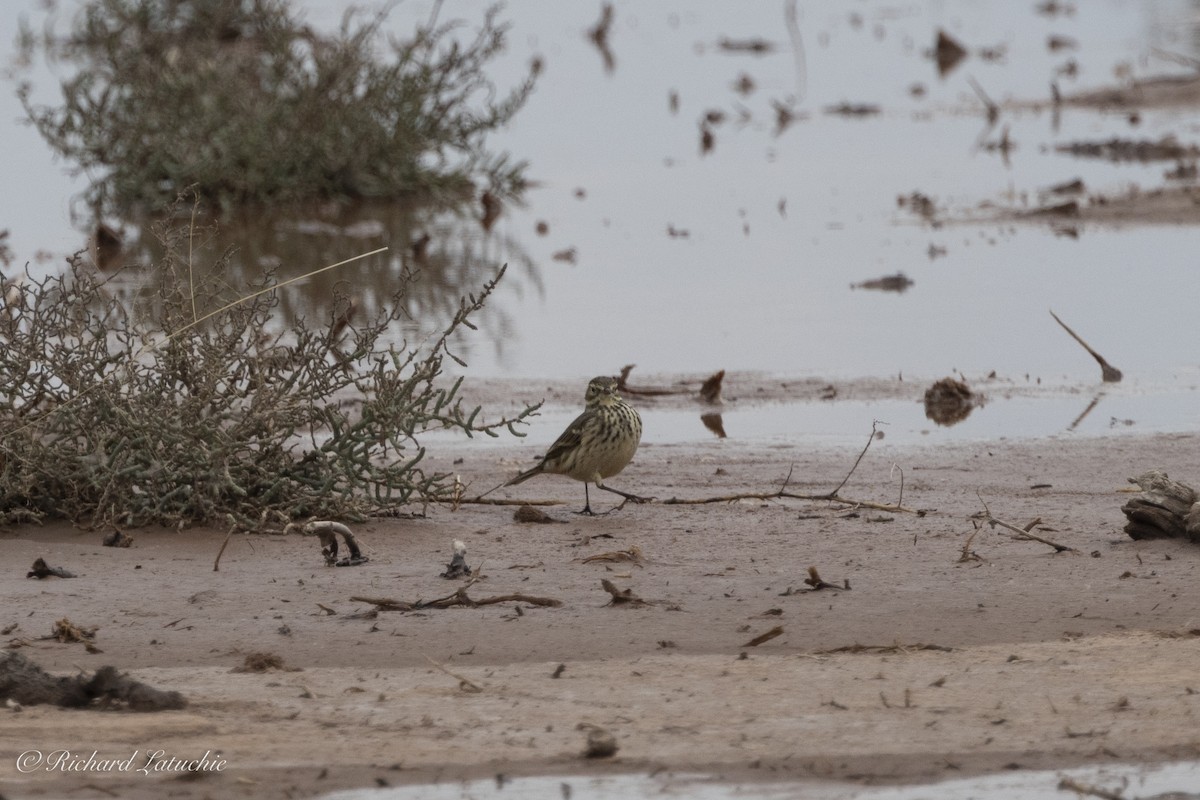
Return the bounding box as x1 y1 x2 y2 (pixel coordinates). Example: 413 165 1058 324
2 1 1199 435
318 761 1200 800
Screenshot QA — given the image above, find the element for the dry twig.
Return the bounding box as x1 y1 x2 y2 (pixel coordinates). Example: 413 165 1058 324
975 494 1076 553
1049 310 1122 383
423 654 482 693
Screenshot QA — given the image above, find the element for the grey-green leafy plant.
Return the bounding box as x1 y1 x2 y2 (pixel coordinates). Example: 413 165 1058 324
0 212 539 530
17 0 538 212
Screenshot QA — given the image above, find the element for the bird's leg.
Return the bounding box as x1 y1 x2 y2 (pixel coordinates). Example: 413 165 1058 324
595 482 654 504
573 483 596 516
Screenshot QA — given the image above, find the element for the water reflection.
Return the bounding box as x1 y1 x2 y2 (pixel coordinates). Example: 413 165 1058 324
86 200 540 368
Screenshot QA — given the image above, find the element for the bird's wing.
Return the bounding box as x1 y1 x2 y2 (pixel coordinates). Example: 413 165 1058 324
505 408 593 486
540 408 592 464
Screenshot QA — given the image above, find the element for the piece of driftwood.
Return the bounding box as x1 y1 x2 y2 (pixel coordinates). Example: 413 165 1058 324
582 546 643 566
351 573 562 612
1050 310 1122 383
1121 469 1200 540
743 625 784 647
615 364 725 402
804 566 850 591
599 579 646 606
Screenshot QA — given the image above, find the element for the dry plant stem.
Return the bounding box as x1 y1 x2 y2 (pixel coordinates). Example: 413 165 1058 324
3 246 387 443
828 421 882 498
213 529 234 572
351 592 561 611
423 654 482 693
976 493 1076 553
743 626 784 647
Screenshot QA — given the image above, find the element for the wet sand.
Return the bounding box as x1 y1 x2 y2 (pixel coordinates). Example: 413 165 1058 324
3 389 1199 799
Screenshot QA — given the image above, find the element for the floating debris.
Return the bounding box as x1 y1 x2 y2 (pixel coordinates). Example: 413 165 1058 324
824 102 881 117
700 412 727 438
851 273 913 293
933 29 968 77
1054 137 1200 162
717 37 775 55
587 3 615 73
923 378 979 427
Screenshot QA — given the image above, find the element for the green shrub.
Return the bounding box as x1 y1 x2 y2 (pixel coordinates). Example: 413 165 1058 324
0 211 539 530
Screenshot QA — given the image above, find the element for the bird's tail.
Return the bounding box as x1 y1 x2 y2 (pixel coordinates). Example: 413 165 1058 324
504 466 542 487
470 465 541 502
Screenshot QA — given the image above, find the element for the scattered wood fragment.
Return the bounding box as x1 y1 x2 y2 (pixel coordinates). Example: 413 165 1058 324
1049 310 1122 383
46 618 96 645
1056 777 1125 800
851 272 913 292
26 558 75 579
743 625 784 647
967 76 1000 126
353 573 562 613
975 494 1076 553
1121 469 1200 540
824 102 881 117
587 3 615 73
213 527 234 572
423 654 482 693
803 566 850 591
599 579 647 607
699 370 724 403
958 528 983 563
717 37 775 55
1054 137 1199 162
814 643 953 655
582 546 643 566
615 364 727 402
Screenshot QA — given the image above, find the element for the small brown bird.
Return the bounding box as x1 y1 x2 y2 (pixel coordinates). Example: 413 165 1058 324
506 375 647 514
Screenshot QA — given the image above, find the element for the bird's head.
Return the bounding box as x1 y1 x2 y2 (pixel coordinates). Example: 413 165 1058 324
584 375 622 407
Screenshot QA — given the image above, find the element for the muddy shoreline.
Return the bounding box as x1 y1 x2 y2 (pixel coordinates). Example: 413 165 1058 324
3 414 1199 798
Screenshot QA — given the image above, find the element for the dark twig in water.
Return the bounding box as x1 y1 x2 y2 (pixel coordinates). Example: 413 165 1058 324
1049 310 1123 382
